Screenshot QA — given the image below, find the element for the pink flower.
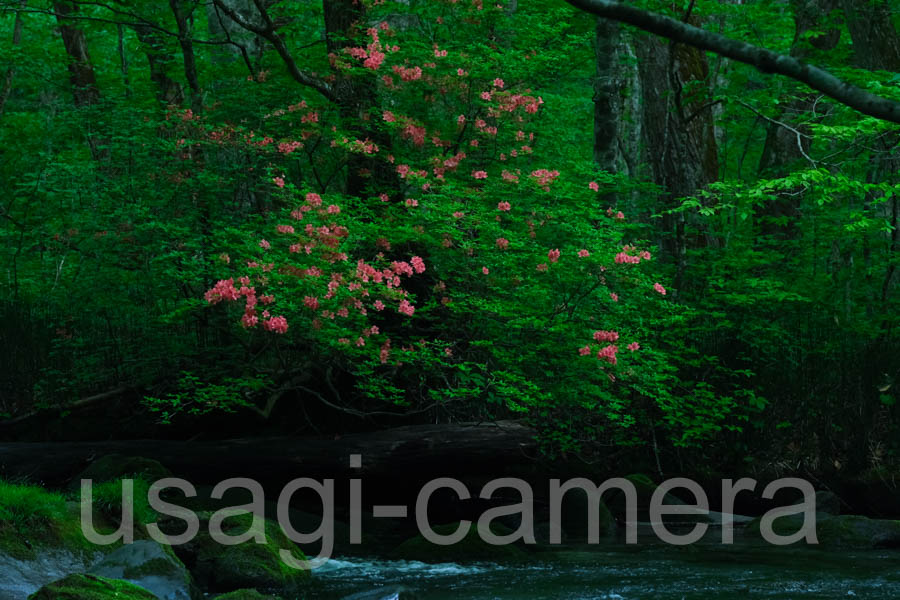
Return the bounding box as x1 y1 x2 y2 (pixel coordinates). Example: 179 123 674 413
578 345 591 356
496 238 509 249
303 296 319 310
597 344 618 365
615 211 625 220
379 193 389 202
405 198 419 207
452 211 464 219
480 91 492 100
610 293 618 302
306 192 323 206
374 300 385 311
411 256 426 273
497 201 511 211
382 110 396 122
205 279 240 304
398 299 415 316
273 176 285 188
472 170 488 179
276 224 295 234
241 312 258 328
482 266 489 275
327 204 341 214
548 248 560 263
536 263 548 272
588 181 599 191
263 315 288 334
259 239 270 250
457 68 468 76
493 78 504 88
593 330 619 343
627 342 640 351
653 282 667 295
577 249 589 258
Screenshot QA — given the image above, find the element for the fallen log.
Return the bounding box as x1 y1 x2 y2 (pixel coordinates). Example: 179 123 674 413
0 420 540 491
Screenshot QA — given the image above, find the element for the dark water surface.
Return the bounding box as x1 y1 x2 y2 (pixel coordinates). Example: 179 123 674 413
310 546 900 599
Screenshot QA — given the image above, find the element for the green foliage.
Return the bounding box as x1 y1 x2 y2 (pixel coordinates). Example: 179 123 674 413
0 0 897 476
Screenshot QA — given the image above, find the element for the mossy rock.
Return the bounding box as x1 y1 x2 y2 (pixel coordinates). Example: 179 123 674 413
28 574 157 599
89 539 195 600
171 510 311 593
818 515 900 548
556 486 615 541
603 474 712 524
71 456 172 490
213 590 283 600
0 480 112 561
391 521 527 563
746 513 900 548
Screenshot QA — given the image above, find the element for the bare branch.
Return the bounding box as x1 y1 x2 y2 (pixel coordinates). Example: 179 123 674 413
212 0 335 102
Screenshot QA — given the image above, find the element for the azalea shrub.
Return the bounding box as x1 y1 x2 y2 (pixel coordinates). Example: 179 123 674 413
178 0 755 453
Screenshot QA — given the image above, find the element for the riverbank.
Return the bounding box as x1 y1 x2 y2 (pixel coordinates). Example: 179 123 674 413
2 433 900 599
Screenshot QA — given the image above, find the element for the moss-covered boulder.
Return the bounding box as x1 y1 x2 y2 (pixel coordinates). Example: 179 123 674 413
746 513 900 548
815 490 840 516
604 474 712 524
170 510 310 593
71 456 171 490
556 486 615 541
27 574 158 599
88 540 194 600
0 480 99 560
391 522 527 563
213 590 283 600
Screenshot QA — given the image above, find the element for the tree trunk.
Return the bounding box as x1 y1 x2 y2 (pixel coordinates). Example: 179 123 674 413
53 1 100 108
756 0 841 237
0 0 27 117
323 0 396 199
169 0 203 113
633 19 718 296
0 421 539 489
133 24 185 106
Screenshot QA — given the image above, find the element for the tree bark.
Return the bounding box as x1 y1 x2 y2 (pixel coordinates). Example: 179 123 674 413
134 25 185 106
169 0 203 113
756 0 841 238
53 1 101 108
0 0 27 117
633 16 719 297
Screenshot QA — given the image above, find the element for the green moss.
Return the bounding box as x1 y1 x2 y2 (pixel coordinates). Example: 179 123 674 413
746 514 900 548
27 574 157 600
213 590 283 600
0 479 106 560
85 477 158 527
122 556 177 579
183 510 311 592
391 522 527 563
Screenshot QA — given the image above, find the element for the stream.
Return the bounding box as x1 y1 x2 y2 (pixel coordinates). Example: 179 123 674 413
310 546 900 599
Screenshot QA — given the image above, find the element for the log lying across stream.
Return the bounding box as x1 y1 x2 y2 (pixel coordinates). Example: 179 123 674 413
0 420 541 491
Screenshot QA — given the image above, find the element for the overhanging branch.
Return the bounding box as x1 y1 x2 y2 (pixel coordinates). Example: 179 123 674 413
565 0 900 124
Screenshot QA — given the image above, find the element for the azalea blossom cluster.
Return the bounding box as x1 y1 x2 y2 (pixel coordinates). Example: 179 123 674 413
204 189 428 355
614 245 652 265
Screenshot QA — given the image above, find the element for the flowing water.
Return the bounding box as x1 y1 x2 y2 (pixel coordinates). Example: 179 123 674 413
310 546 900 599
